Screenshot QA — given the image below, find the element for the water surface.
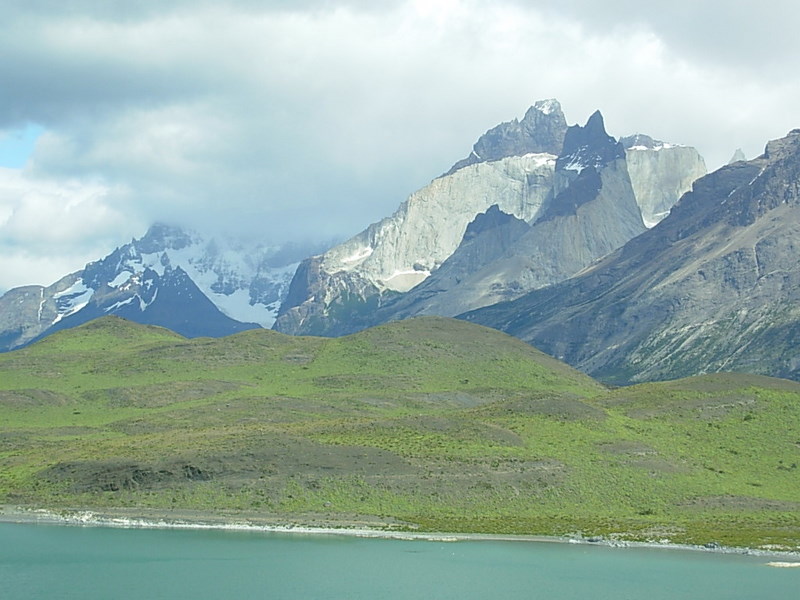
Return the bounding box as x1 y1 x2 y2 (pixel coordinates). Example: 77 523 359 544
1 523 797 599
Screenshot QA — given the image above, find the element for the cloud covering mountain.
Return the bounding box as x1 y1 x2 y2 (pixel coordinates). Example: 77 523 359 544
1 0 798 291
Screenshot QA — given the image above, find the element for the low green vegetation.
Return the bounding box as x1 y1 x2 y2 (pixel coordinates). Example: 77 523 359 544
1 316 799 550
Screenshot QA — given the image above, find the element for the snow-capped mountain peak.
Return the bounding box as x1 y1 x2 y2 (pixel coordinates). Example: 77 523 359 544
531 98 561 116
0 224 329 351
80 224 302 328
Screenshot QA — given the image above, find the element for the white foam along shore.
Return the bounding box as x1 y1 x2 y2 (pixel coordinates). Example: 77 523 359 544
2 505 799 563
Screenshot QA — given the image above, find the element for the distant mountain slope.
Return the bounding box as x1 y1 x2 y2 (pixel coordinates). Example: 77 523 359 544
275 101 706 336
0 225 319 351
463 129 800 384
2 316 799 549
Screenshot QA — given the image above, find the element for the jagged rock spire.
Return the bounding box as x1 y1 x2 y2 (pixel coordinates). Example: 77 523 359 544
443 99 568 176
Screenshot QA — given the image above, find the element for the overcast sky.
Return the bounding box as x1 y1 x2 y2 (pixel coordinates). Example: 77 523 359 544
1 0 798 292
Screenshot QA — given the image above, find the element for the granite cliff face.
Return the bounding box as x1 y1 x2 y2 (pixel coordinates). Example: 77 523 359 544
622 134 707 227
463 130 800 384
1 101 710 349
275 104 705 336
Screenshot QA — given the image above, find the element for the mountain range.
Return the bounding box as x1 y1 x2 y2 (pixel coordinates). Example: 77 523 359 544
273 100 706 336
2 99 797 387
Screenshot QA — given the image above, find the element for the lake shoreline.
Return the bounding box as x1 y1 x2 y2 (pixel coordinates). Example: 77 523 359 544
2 504 799 561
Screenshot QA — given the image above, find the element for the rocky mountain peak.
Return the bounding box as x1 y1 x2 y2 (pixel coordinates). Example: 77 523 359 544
682 129 800 231
556 110 624 173
462 205 520 242
529 98 562 116
622 133 706 227
539 167 604 221
443 99 568 176
764 129 800 162
583 110 606 137
621 134 661 150
464 127 800 384
273 103 707 338
728 148 747 164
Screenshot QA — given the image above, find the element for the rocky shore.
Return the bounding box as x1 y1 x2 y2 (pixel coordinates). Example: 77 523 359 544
2 505 798 563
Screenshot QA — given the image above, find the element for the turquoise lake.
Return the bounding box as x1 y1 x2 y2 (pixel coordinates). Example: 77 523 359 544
1 522 798 599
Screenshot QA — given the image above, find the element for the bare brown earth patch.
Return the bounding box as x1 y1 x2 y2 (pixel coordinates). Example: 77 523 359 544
597 441 686 473
396 415 525 447
82 380 241 409
0 389 71 407
0 431 30 450
597 440 658 456
605 394 758 421
679 495 800 512
312 374 417 390
485 395 607 421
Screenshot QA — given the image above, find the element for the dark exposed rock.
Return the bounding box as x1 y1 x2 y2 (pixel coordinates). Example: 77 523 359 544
555 110 624 172
0 224 319 351
538 166 603 221
36 265 258 343
620 134 660 149
0 273 82 351
40 460 212 493
461 204 526 241
369 206 532 320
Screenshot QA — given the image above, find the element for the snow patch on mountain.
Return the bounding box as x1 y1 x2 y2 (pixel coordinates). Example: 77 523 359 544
535 99 560 115
559 153 589 172
628 143 678 152
1 226 328 350
51 279 93 324
109 272 133 288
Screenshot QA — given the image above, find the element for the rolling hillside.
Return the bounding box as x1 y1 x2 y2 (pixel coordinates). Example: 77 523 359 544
1 317 798 549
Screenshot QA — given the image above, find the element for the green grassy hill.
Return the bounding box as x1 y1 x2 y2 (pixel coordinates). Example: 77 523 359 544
1 316 798 550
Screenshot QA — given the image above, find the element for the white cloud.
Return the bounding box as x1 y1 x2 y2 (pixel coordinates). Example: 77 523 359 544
0 167 139 290
0 0 798 290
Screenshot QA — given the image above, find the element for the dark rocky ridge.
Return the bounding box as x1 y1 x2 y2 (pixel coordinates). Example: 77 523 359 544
539 166 603 221
555 110 624 173
0 225 282 351
620 134 661 150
